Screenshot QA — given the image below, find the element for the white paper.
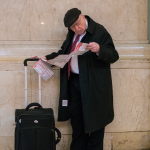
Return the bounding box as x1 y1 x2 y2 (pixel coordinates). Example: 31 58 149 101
33 43 89 81
62 100 68 106
47 43 89 68
47 55 72 68
33 59 54 81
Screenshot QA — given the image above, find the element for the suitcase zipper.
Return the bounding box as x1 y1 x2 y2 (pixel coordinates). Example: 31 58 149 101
17 114 54 122
20 127 55 130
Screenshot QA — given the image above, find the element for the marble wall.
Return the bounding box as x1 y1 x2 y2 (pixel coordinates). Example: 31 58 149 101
0 0 149 150
0 0 148 43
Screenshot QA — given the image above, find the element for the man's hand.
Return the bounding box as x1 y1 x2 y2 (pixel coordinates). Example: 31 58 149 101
41 56 47 60
87 42 100 54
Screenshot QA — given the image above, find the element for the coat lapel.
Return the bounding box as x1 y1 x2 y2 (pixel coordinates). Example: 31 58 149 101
63 29 74 54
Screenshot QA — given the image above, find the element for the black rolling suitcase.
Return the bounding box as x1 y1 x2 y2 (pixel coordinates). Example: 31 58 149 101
15 58 61 150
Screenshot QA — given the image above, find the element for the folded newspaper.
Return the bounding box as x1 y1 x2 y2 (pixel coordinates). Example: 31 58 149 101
33 59 54 81
33 43 89 81
47 43 89 68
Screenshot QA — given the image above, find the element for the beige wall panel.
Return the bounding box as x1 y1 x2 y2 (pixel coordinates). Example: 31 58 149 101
29 0 149 42
112 60 150 69
112 132 150 150
104 133 112 150
106 96 149 132
0 43 150 62
105 69 150 132
0 0 147 42
0 0 30 40
0 136 14 150
112 69 150 98
31 69 60 112
0 71 32 136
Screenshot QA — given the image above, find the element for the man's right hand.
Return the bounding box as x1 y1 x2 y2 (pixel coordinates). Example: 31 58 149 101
41 56 47 60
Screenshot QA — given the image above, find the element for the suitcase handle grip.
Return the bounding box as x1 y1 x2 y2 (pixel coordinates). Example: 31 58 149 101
24 58 39 66
25 103 42 110
55 128 61 144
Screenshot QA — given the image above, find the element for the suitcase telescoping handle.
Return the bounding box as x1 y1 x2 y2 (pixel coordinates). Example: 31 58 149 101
24 58 39 66
24 58 41 107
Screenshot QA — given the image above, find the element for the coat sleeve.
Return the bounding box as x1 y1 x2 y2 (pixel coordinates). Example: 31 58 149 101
45 40 66 60
96 26 119 64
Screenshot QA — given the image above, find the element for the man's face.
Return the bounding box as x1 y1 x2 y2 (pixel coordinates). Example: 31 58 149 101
70 15 86 35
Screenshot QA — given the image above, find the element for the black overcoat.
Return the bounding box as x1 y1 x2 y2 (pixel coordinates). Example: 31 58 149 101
46 16 119 133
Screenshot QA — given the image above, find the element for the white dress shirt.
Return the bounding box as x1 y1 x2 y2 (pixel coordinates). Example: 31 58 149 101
70 19 88 74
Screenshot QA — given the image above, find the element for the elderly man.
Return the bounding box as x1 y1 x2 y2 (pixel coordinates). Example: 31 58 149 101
41 8 119 150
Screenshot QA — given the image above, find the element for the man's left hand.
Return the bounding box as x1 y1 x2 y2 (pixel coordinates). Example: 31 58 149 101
87 42 100 54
